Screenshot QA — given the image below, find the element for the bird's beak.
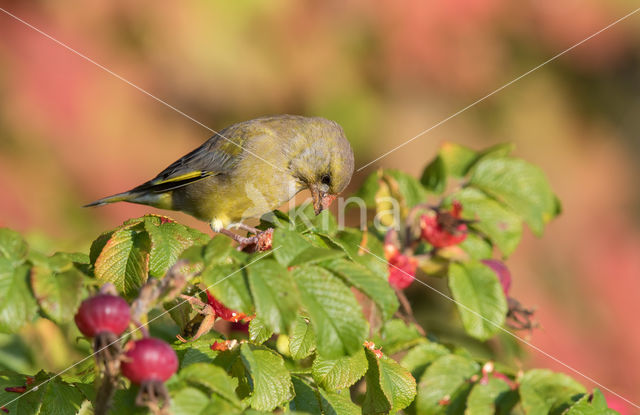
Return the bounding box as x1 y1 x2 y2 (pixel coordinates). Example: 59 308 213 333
310 185 337 215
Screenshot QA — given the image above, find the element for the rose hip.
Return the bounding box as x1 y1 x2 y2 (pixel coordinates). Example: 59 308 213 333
420 201 468 248
74 294 131 337
121 338 178 384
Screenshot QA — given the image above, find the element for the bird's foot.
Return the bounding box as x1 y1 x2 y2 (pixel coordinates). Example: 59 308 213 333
218 228 273 252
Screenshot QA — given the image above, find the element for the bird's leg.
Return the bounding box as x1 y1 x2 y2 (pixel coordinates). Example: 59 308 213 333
218 228 258 246
234 223 262 235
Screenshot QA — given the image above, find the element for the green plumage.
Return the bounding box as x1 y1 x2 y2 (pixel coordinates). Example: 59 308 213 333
86 115 354 231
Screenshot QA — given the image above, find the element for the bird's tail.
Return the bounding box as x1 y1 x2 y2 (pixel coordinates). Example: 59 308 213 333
83 191 141 207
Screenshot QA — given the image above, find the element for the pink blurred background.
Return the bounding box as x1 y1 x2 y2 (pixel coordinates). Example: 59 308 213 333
1 1 639 412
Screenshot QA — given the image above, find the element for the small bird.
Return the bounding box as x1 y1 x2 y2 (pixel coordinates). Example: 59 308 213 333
85 115 354 245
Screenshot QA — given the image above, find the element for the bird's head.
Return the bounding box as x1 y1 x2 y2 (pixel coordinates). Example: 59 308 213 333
287 117 354 215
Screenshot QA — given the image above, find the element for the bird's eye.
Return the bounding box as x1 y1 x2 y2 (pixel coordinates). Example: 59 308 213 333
321 174 331 186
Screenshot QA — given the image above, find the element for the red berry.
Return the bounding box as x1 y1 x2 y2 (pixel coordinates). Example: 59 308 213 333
121 338 178 384
74 294 130 338
481 259 511 295
386 247 417 290
420 201 468 248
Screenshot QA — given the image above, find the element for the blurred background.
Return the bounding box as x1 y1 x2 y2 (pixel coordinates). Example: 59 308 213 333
1 0 639 412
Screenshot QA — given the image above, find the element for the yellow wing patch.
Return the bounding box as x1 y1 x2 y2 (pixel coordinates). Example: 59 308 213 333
155 171 213 184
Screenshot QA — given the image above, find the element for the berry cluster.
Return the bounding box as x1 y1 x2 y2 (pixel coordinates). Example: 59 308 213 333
74 290 177 411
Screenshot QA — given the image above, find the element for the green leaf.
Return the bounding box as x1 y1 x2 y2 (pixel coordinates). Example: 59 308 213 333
319 388 360 415
448 261 508 340
376 319 424 354
289 247 345 267
447 188 523 257
312 347 368 391
519 369 586 415
203 235 233 265
0 229 28 265
320 258 398 320
40 379 86 415
170 387 211 415
363 349 417 414
416 354 479 414
240 344 293 411
331 228 388 279
293 265 368 358
466 377 512 415
93 226 150 297
290 376 322 413
272 229 312 266
470 157 556 235
289 315 316 360
247 260 299 333
385 169 429 208
420 154 447 194
30 265 84 323
0 371 46 414
566 389 619 415
201 263 253 314
437 142 479 177
458 233 493 260
144 217 200 278
0 264 38 333
178 362 242 407
249 317 274 344
355 169 427 209
400 342 451 380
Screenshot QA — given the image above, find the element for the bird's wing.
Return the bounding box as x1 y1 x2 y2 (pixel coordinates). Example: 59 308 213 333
130 130 247 193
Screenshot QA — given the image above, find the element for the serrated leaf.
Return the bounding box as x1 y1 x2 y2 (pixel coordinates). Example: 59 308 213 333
416 354 479 414
201 263 253 314
420 154 447 194
566 389 618 415
356 169 427 209
0 229 28 265
519 369 586 415
178 362 242 407
40 379 85 415
203 235 233 265
377 319 424 354
466 377 512 415
0 264 38 333
247 260 299 333
401 342 450 380
320 258 398 320
448 261 507 340
170 387 211 415
363 349 417 414
293 265 368 358
144 217 198 277
312 347 368 391
458 233 493 260
331 228 388 279
289 315 316 360
319 388 360 415
30 266 84 323
290 376 322 413
447 188 522 257
470 157 556 235
93 226 150 297
272 229 313 266
0 371 46 414
249 316 273 344
437 142 479 177
240 344 293 411
289 247 345 267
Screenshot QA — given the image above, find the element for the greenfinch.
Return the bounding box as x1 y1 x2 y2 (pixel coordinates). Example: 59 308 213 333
85 115 354 241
